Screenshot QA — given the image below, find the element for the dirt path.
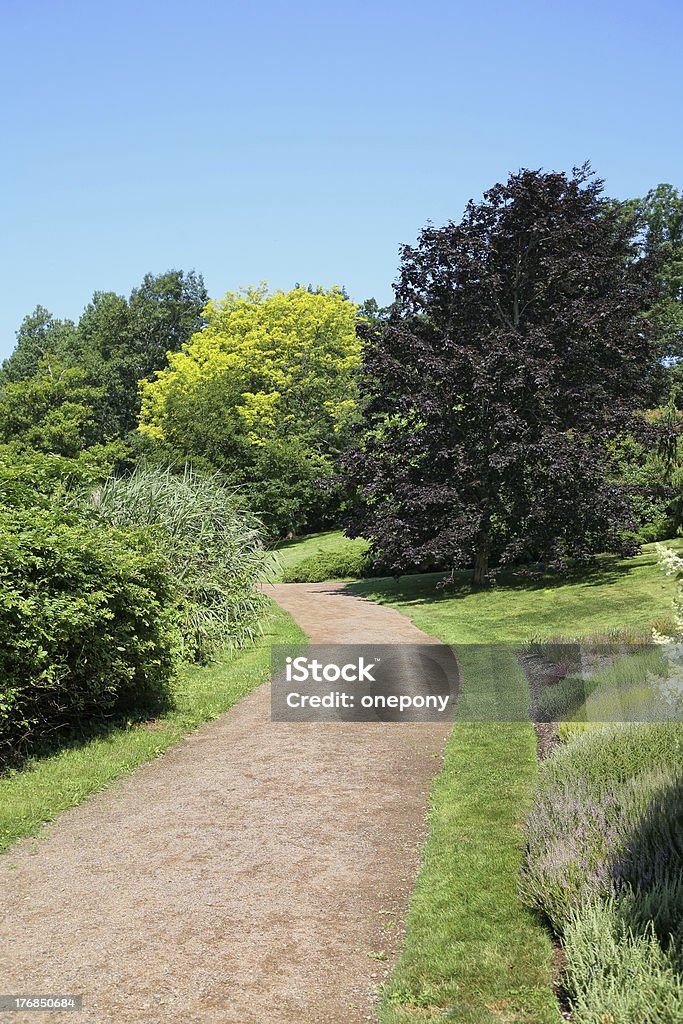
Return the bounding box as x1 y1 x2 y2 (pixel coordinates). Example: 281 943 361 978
0 583 450 1024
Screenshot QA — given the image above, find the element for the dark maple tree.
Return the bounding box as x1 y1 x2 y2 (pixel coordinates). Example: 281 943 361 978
343 166 666 584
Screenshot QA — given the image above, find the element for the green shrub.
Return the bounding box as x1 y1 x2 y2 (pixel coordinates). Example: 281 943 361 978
618 879 683 970
520 764 682 933
563 900 683 1023
536 648 672 724
522 723 683 1022
282 546 371 582
0 506 181 767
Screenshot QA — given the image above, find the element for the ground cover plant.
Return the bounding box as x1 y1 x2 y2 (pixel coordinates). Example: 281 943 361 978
521 722 683 1022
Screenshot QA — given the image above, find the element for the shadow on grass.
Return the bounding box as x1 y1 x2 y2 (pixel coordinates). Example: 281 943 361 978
0 690 173 778
348 554 644 608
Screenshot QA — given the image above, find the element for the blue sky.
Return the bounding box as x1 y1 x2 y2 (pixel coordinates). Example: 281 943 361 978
1 0 681 358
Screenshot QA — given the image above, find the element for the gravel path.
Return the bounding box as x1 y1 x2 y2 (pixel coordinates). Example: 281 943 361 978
0 583 450 1024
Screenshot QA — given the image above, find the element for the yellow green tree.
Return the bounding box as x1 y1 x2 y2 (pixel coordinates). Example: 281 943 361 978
138 285 361 534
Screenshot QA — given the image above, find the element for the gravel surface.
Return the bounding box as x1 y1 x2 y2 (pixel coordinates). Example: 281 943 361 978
0 583 450 1024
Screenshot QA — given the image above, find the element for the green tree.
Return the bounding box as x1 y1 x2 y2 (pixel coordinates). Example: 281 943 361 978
356 297 392 329
0 356 104 458
1 270 208 444
624 184 683 358
139 285 361 534
72 271 208 438
1 306 77 383
128 269 208 376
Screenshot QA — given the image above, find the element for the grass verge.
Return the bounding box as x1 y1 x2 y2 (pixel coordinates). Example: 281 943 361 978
0 600 304 854
352 545 679 1023
379 649 561 1024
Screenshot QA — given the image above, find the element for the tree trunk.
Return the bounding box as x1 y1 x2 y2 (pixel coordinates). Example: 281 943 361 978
473 536 490 587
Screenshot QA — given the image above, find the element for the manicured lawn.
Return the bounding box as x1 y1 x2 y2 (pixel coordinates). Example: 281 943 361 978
352 543 679 643
0 601 304 854
350 542 679 1023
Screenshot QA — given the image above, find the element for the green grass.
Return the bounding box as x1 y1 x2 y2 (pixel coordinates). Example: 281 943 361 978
349 542 680 1023
379 651 561 1024
351 543 678 643
0 601 305 854
269 529 370 581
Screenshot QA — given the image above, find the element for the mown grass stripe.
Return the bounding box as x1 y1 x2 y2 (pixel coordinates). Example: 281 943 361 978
379 647 560 1024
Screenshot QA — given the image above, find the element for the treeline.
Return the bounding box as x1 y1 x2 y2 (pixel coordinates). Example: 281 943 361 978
2 165 682 764
3 174 682 559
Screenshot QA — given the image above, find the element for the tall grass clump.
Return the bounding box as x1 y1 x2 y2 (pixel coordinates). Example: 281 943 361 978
89 464 272 660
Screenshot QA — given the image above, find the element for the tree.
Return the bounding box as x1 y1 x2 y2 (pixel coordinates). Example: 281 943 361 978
343 166 665 585
1 306 76 383
128 269 208 376
356 297 393 330
1 270 208 444
71 270 209 438
623 184 683 358
0 356 104 458
139 285 361 535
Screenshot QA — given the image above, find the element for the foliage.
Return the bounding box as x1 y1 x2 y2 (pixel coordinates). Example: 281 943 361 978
623 184 683 358
0 270 208 446
0 356 104 457
0 306 77 384
611 429 680 543
563 899 683 1023
657 542 683 633
520 760 682 933
540 722 683 792
0 505 181 767
343 166 665 584
356 296 392 328
71 270 208 438
128 269 208 373
87 464 271 660
281 543 370 582
0 447 112 509
139 285 361 535
521 720 683 1022
246 437 342 535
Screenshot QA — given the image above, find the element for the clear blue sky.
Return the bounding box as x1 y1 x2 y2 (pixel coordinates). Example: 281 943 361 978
1 0 681 359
